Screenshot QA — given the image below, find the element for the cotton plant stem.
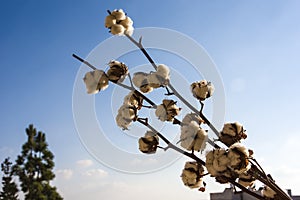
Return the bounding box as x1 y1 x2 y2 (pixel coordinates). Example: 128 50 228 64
123 35 291 200
73 53 266 200
249 166 292 200
125 34 220 138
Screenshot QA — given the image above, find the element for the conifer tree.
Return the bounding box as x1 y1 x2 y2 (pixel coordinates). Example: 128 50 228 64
13 124 62 200
0 157 19 200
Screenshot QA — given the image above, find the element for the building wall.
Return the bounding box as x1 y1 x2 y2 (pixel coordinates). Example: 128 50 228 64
210 188 299 200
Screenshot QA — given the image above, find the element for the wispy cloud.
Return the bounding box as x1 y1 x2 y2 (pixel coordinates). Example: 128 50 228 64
83 169 108 178
56 169 73 180
76 159 93 168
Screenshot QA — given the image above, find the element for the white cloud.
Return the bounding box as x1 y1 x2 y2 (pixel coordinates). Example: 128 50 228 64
83 169 108 178
76 159 93 168
56 169 73 180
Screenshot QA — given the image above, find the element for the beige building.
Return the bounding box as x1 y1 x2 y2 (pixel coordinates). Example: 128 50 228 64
210 188 300 200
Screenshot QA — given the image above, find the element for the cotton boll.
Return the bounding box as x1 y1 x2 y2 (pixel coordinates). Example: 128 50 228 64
191 82 208 101
108 60 122 67
206 163 219 177
120 16 133 29
116 114 132 129
262 186 276 198
207 82 214 98
206 151 214 165
138 131 159 154
124 25 134 36
182 113 203 126
156 64 170 77
193 129 207 151
181 169 198 188
180 122 205 151
119 105 136 120
123 91 135 106
148 73 162 88
163 99 181 121
181 162 205 189
105 15 116 28
123 91 143 109
111 9 126 21
110 24 125 35
140 84 153 93
212 154 228 172
107 61 128 83
213 149 227 158
184 161 198 171
227 150 241 167
155 104 167 121
190 80 214 101
222 122 244 137
230 143 249 157
83 70 109 94
238 173 256 188
205 151 219 177
132 72 148 87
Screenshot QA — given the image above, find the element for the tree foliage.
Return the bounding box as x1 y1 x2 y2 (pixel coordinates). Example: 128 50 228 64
13 124 62 200
0 157 18 200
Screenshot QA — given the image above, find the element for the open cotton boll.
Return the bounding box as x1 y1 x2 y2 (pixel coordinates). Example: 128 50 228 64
148 73 162 88
156 64 170 77
212 153 228 172
111 9 126 21
110 24 125 35
193 129 208 151
120 16 133 29
140 84 153 93
123 91 143 109
262 186 276 198
190 80 214 101
230 143 249 157
138 131 159 154
105 15 116 28
222 122 244 137
181 162 205 189
107 60 128 83
155 104 168 121
228 143 250 174
83 70 109 94
213 148 227 158
205 151 219 177
163 99 181 121
182 121 199 136
108 60 122 67
227 150 241 167
180 121 204 151
181 169 198 188
116 114 132 129
118 104 136 120
238 173 256 188
124 26 134 36
182 113 203 126
132 72 149 87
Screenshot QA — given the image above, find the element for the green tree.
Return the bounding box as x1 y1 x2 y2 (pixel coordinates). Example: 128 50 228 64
13 124 62 200
0 157 19 200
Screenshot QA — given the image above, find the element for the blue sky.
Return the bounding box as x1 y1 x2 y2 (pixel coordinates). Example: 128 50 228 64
1 0 300 199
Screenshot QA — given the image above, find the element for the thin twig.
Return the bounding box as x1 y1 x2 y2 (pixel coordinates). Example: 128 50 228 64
72 54 96 70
